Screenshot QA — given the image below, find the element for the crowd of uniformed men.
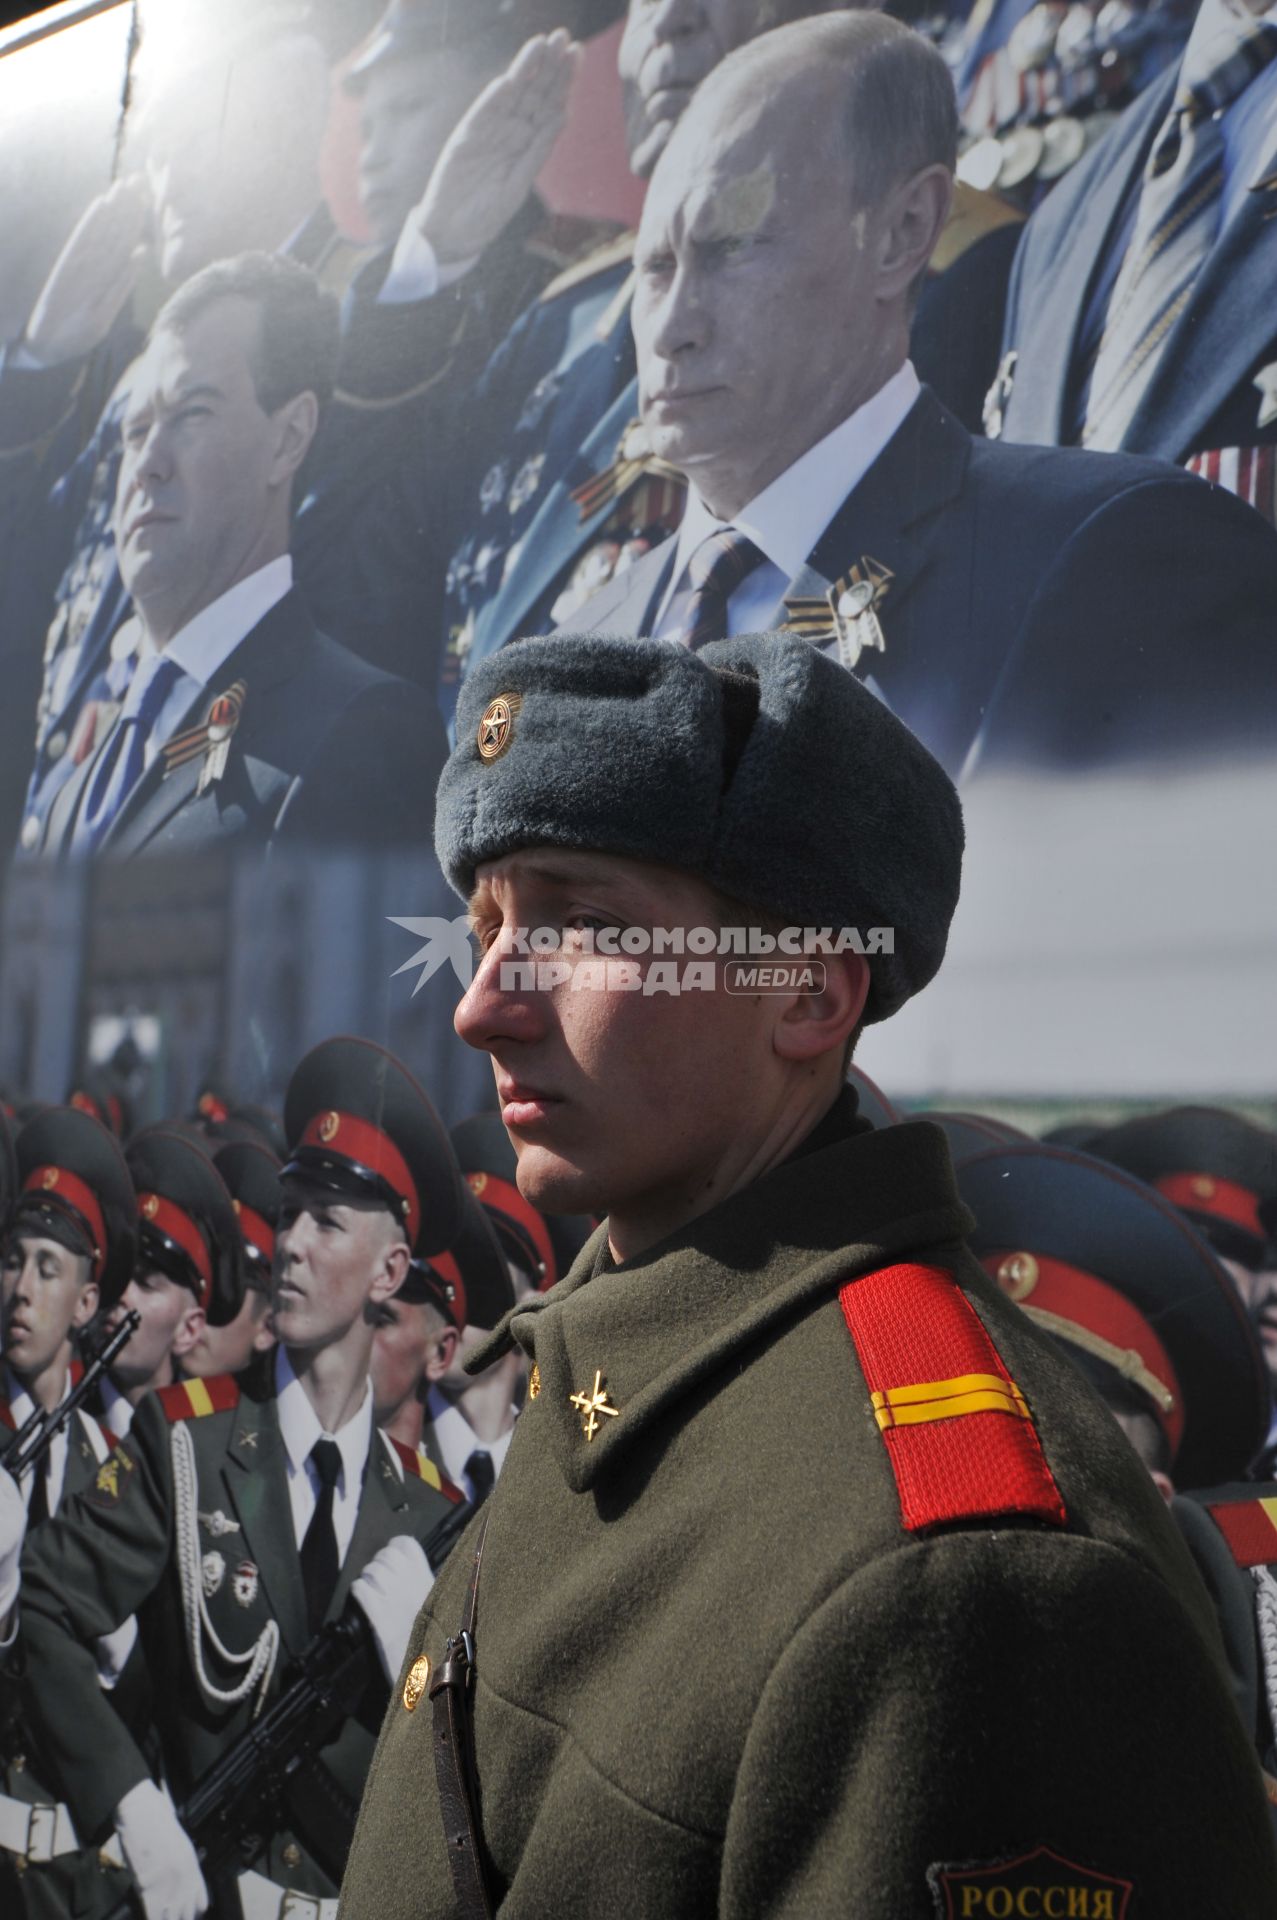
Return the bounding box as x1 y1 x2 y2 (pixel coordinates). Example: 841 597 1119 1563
0 1045 1274 1912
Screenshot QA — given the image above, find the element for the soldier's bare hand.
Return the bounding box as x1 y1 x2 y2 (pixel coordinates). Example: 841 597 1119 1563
24 175 152 367
412 29 581 268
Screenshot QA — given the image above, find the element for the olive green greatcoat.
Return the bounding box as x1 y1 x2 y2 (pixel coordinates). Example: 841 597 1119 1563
340 1103 1277 1918
16 1364 461 1904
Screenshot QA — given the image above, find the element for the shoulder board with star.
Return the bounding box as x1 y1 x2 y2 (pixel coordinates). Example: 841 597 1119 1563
1194 1484 1277 1569
388 1435 466 1504
537 228 637 306
928 181 1024 278
157 1375 241 1422
840 1261 1068 1533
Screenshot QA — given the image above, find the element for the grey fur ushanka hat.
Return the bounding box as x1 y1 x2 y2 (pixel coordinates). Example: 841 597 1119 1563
436 632 963 1023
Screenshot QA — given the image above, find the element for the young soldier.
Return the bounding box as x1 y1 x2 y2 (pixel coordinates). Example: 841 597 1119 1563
17 1038 470 1920
340 632 1277 1916
97 1128 244 1439
0 1107 137 1915
183 1138 283 1379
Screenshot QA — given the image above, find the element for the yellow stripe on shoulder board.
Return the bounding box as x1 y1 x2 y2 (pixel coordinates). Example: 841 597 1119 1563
184 1377 215 1418
1262 1496 1277 1533
871 1371 1030 1432
416 1451 442 1490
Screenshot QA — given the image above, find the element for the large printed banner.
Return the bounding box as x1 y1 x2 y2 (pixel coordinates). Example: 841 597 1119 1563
0 0 1272 1126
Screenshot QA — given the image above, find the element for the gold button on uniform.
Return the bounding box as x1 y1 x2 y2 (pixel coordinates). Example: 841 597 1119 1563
995 1251 1040 1301
403 1653 432 1712
528 1362 541 1400
282 1842 302 1869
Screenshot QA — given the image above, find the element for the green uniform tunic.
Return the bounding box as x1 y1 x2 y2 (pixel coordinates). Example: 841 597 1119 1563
341 1102 1277 1917
16 1363 462 1904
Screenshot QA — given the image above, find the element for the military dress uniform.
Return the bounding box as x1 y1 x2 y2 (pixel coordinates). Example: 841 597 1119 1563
988 9 1277 526
15 1039 474 1916
340 628 1277 1915
950 0 1193 211
0 1107 138 1918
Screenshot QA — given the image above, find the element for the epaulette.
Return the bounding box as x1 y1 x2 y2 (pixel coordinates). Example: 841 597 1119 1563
537 228 637 306
840 1262 1068 1533
0 1401 12 1433
390 1436 466 1505
928 182 1024 278
1199 1487 1277 1569
157 1375 240 1422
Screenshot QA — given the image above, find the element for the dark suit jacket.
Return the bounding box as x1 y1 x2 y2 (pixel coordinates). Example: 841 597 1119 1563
35 589 447 859
995 64 1277 465
555 389 1277 777
454 205 1022 717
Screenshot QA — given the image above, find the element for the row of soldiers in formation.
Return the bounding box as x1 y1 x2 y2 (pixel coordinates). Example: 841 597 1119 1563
0 1027 1273 1911
2 0 1275 860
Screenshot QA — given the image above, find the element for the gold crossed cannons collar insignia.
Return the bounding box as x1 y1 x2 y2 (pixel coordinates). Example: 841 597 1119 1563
569 1369 620 1441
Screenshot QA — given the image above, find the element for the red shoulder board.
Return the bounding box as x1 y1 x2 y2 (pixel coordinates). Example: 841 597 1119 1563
69 1359 85 1389
0 1400 13 1433
839 1262 1068 1533
390 1437 466 1505
157 1375 241 1422
1205 1494 1277 1569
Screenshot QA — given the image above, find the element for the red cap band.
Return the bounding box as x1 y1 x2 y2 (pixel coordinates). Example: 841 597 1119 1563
299 1111 420 1245
466 1170 555 1287
138 1191 213 1309
425 1247 468 1329
981 1248 1184 1457
22 1165 107 1282
231 1200 275 1267
1155 1171 1265 1242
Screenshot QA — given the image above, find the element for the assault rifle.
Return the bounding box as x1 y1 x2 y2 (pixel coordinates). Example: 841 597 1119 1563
0 1309 141 1480
104 1606 375 1920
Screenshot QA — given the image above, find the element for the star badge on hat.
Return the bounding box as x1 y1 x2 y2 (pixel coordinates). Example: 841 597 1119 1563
1254 362 1277 432
477 694 523 762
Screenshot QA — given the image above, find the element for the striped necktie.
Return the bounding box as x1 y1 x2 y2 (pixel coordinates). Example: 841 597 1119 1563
664 529 766 652
1082 8 1277 451
75 653 185 852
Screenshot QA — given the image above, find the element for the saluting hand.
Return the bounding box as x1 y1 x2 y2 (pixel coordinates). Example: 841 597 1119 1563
411 29 581 268
24 174 152 367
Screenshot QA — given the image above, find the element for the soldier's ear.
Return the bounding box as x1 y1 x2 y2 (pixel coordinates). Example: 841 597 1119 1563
874 162 952 305
268 388 320 487
172 1301 206 1360
371 1237 412 1306
426 1323 460 1383
772 950 870 1067
71 1276 100 1331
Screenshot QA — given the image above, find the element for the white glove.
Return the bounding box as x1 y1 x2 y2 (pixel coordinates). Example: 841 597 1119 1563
350 1535 435 1684
0 1467 25 1634
114 1779 208 1920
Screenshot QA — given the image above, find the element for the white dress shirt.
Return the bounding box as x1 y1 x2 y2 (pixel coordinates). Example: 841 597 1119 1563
654 361 921 637
276 1347 374 1563
128 553 294 772
426 1386 517 1500
4 1364 110 1512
